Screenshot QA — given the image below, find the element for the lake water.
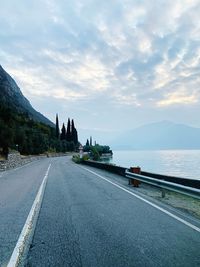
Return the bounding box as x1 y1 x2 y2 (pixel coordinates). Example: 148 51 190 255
104 150 200 180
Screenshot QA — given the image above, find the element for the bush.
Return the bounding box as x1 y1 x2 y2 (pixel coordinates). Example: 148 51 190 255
82 154 89 161
72 154 82 164
90 146 100 161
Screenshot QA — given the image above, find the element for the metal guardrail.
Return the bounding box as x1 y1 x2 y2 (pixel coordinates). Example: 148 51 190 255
125 170 200 200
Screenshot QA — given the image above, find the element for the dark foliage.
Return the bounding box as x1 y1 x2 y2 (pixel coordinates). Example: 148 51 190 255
0 66 80 155
66 118 71 142
0 104 79 155
60 123 66 140
86 139 89 146
71 119 78 145
56 114 60 139
83 139 113 161
0 104 55 155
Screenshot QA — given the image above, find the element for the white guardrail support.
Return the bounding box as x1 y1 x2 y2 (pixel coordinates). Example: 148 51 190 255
125 170 200 200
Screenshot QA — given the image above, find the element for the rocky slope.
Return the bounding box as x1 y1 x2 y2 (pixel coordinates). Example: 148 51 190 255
0 65 54 127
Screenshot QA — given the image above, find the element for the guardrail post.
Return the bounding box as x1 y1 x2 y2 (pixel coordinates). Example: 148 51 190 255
129 167 141 187
161 179 166 198
161 188 166 198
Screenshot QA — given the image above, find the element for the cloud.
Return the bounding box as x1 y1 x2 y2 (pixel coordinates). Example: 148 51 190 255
157 87 199 107
1 0 200 130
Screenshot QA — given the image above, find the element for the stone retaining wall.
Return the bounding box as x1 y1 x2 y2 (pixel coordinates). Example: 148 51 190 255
0 151 47 171
0 151 72 172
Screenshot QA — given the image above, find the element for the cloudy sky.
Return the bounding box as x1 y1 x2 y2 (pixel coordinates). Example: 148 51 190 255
0 0 200 142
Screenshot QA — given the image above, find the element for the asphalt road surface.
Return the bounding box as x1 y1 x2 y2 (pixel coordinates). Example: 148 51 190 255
0 157 53 266
0 156 200 266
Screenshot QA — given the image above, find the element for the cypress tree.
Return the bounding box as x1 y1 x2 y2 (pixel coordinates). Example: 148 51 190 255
56 114 60 139
74 128 78 145
71 119 75 142
66 118 71 142
86 139 89 146
60 123 66 140
71 119 78 144
90 136 92 146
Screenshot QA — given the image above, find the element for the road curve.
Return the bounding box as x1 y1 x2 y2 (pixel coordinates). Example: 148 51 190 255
24 156 200 267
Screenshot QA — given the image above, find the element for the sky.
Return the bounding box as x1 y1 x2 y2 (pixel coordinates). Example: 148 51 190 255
0 0 200 143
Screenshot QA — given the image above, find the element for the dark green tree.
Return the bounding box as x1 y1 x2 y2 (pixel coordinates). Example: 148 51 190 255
61 140 67 152
68 141 75 151
56 114 60 139
0 102 80 155
74 128 78 145
71 119 75 142
66 118 71 142
60 123 66 140
0 122 14 155
71 119 78 145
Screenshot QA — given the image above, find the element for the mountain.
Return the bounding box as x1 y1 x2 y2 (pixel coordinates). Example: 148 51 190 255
111 121 200 150
0 65 54 127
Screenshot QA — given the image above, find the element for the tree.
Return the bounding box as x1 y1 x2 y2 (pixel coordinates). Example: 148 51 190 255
0 102 79 155
66 118 71 142
56 114 60 139
60 123 66 140
14 127 26 154
90 146 100 161
68 141 75 152
31 130 48 154
0 121 14 155
71 119 75 143
71 119 78 145
83 139 90 152
90 136 92 146
74 128 78 145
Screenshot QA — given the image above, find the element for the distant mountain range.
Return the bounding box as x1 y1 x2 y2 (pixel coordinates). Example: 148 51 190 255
111 121 200 150
0 65 54 127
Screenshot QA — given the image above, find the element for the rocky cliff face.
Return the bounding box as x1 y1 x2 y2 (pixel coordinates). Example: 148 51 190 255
0 65 54 127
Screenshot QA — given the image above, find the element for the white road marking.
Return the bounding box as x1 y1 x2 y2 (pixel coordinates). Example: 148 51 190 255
7 164 51 267
80 166 200 233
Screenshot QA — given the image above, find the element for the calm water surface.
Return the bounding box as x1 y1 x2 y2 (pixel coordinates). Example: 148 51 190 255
107 150 200 180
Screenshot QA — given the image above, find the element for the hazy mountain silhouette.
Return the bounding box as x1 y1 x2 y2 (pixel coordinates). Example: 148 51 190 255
111 121 200 150
0 65 54 127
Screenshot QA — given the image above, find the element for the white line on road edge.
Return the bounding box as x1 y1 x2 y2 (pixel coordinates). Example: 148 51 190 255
7 164 51 267
80 166 200 233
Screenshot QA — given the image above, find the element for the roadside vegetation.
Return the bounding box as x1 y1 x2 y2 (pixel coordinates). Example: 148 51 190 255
72 139 113 163
0 104 79 156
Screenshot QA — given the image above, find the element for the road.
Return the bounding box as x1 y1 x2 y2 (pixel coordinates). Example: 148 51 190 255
0 156 200 266
0 157 53 266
